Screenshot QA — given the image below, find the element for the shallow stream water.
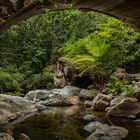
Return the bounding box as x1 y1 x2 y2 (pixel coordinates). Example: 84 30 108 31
13 106 140 140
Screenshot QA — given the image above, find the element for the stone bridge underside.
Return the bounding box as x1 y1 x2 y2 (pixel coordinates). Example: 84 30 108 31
0 0 140 32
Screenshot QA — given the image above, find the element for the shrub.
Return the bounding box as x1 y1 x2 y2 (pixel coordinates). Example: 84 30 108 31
0 69 23 93
29 71 54 90
106 76 134 96
1 92 24 97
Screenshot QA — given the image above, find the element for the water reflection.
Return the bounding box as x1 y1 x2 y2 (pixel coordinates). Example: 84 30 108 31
13 106 87 140
13 106 140 140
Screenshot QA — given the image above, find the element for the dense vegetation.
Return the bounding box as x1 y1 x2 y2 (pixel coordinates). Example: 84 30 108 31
0 10 140 95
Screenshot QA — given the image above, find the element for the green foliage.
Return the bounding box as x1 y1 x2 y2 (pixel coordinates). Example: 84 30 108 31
38 0 44 3
28 70 54 90
60 34 110 77
0 68 23 93
95 17 140 71
0 10 139 93
1 92 24 97
106 76 135 97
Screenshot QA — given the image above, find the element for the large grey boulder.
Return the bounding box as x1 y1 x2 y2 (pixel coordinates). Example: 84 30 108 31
24 90 52 102
0 94 37 123
85 122 128 140
92 94 112 111
106 98 140 118
86 126 128 140
38 94 72 107
79 89 95 99
80 89 92 96
52 86 81 97
0 94 34 108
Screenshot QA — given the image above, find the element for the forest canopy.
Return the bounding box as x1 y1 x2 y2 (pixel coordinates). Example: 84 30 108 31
0 10 140 94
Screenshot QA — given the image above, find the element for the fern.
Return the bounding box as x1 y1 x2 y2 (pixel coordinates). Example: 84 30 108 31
60 34 110 76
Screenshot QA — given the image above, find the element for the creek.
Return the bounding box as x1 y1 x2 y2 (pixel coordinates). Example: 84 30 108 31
12 106 140 140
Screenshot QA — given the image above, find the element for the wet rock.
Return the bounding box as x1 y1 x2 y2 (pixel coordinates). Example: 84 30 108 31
86 126 128 140
85 122 128 140
0 133 14 140
0 94 34 108
79 89 94 99
24 90 52 102
64 106 81 116
38 94 72 107
106 98 140 118
84 121 108 133
66 96 80 105
11 112 39 125
18 133 30 140
83 114 96 122
92 94 112 111
0 94 37 123
52 86 81 97
84 100 93 107
86 133 110 140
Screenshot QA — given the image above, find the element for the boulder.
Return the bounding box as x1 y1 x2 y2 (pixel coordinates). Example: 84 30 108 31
85 122 128 140
106 98 140 118
79 89 94 99
84 121 108 133
84 100 93 107
53 86 81 97
0 94 37 123
66 96 80 105
24 90 52 102
0 94 34 108
86 126 128 140
38 94 72 107
0 133 14 140
92 94 112 111
83 114 96 122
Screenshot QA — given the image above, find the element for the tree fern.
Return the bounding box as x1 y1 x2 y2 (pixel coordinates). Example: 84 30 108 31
60 34 110 76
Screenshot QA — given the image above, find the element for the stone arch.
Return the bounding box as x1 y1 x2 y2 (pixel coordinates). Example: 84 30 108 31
0 0 140 31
